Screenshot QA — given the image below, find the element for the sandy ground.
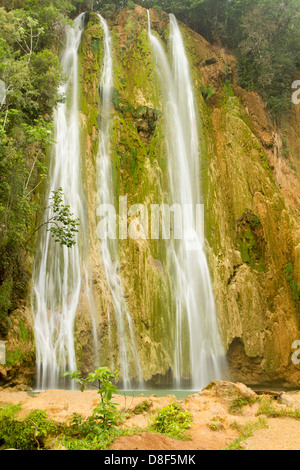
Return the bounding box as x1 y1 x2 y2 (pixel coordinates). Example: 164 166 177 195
1 382 300 450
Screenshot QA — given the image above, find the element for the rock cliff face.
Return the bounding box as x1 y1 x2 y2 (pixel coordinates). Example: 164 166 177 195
1 5 299 389
192 37 300 387
76 5 300 387
76 8 175 384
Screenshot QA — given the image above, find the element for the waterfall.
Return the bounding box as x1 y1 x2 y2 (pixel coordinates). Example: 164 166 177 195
148 11 226 389
31 14 97 390
96 15 143 388
31 10 225 392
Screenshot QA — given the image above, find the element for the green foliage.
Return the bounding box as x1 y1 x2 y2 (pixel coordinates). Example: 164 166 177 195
229 395 256 414
0 368 136 451
61 413 117 450
136 0 300 120
204 381 215 390
91 37 102 52
236 210 265 271
284 263 300 301
46 188 80 248
1 1 76 49
256 397 300 420
0 403 21 419
224 416 268 450
200 83 216 101
209 422 220 431
245 212 261 229
133 400 151 415
148 402 192 441
72 0 129 20
61 367 124 450
29 50 62 117
0 1 65 331
236 0 300 120
112 87 123 110
0 401 115 451
281 135 290 159
0 405 60 450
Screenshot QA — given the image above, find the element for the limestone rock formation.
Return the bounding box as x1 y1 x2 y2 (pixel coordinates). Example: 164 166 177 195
1 5 299 389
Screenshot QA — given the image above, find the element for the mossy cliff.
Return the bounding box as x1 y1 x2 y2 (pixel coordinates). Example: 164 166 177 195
75 8 175 384
188 35 300 386
74 5 300 388
1 5 299 389
0 307 35 389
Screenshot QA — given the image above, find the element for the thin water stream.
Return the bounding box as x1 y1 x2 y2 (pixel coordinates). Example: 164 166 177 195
32 14 97 390
147 11 226 389
96 15 143 388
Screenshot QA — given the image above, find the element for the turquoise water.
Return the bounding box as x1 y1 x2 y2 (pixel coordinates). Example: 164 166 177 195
27 390 197 399
117 390 196 400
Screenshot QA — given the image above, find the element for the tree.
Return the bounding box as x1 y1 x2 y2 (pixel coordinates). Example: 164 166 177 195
150 0 300 120
34 188 80 248
29 49 62 117
63 368 122 432
0 1 71 331
237 0 300 119
12 10 45 63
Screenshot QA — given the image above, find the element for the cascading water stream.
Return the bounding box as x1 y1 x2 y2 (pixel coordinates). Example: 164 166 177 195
32 14 97 390
148 11 226 389
96 15 143 389
31 10 225 392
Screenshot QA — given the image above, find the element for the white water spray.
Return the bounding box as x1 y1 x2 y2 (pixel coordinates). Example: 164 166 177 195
148 11 226 389
32 14 97 390
96 15 143 388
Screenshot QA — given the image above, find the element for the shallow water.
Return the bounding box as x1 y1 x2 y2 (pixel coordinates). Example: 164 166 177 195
27 389 197 400
117 390 197 400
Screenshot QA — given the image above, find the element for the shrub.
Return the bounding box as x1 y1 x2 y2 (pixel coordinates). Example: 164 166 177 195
0 405 59 450
200 83 216 102
133 400 151 415
148 402 192 441
229 395 256 415
62 367 124 450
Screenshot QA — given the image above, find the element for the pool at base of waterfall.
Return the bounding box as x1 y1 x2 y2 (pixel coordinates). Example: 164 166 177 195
117 390 196 399
27 389 197 399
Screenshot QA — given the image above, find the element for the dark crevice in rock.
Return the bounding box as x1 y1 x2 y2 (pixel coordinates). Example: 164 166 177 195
227 337 264 385
227 264 243 286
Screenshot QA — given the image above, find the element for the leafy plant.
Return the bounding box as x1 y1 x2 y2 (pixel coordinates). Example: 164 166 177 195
91 38 102 52
0 405 60 450
256 397 300 420
224 416 268 450
148 402 192 441
33 187 80 248
0 367 130 451
0 3 64 328
284 263 300 301
47 188 80 248
210 422 220 431
133 400 151 415
61 367 124 450
281 136 290 159
200 83 216 102
229 395 256 415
